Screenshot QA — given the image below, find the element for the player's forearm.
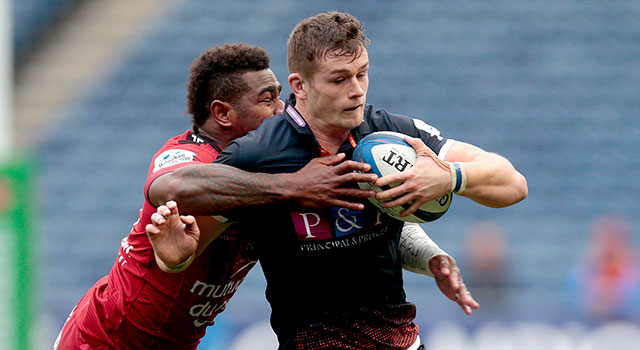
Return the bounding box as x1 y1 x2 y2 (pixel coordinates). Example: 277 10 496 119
457 153 528 208
399 223 447 277
149 164 294 215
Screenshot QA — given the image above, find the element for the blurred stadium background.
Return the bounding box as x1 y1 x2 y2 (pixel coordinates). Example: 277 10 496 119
3 0 639 349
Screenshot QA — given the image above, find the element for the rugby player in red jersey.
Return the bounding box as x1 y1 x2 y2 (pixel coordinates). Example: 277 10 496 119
53 43 378 350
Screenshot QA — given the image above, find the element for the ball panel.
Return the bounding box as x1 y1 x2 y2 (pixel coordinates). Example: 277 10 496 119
370 143 417 177
353 131 452 223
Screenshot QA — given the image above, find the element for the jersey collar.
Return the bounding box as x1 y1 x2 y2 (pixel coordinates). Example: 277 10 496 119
283 95 314 136
284 104 313 134
186 128 224 153
283 94 374 153
283 94 374 136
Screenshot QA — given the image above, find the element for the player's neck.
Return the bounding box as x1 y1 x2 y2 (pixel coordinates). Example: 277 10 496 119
306 118 350 155
196 128 229 149
315 131 347 155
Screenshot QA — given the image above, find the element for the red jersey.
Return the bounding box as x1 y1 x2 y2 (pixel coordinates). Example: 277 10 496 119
55 130 257 350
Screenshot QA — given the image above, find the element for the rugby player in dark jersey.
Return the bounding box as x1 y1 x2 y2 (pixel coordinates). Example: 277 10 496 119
209 12 527 350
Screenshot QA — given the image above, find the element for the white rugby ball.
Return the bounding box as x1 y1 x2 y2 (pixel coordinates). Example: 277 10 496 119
352 131 452 223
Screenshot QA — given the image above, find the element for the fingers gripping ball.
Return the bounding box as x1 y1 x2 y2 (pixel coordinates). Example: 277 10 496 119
352 131 452 223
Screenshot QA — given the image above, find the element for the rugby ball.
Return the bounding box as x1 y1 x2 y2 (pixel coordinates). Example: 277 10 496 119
352 131 452 223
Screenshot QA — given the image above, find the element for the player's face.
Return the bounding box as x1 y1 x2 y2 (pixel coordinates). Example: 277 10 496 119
305 48 369 132
231 69 283 139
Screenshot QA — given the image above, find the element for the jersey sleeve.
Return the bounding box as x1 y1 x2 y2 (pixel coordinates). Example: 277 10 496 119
214 130 265 171
411 117 455 160
214 142 241 167
143 142 219 206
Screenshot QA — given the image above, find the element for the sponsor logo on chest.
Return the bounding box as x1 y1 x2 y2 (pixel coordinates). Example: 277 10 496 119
291 207 389 251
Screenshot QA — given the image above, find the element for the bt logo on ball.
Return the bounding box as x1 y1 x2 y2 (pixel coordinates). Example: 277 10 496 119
353 131 453 223
380 148 413 172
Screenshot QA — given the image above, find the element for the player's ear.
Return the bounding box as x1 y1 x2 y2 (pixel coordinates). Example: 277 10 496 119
288 73 307 100
210 100 233 127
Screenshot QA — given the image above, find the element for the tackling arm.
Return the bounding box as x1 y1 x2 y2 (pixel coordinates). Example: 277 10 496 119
148 153 377 215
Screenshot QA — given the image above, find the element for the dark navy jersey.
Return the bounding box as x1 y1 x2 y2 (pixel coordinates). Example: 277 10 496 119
215 102 452 349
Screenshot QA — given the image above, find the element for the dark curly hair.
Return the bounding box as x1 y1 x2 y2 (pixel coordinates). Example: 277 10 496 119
187 43 270 127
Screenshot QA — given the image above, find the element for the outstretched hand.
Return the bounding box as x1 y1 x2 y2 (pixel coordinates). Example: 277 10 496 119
429 255 480 315
146 200 200 272
375 137 452 216
286 153 378 210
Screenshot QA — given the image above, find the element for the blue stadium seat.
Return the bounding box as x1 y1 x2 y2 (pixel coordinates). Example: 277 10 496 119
12 0 77 59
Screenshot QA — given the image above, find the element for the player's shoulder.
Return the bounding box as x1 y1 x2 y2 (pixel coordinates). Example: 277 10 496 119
228 114 293 149
363 104 444 139
362 104 418 136
149 130 220 173
249 113 289 137
217 113 304 170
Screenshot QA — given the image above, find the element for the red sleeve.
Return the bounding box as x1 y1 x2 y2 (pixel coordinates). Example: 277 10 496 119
143 134 220 207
